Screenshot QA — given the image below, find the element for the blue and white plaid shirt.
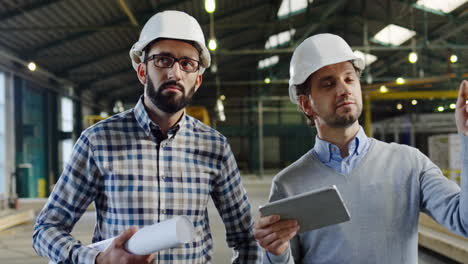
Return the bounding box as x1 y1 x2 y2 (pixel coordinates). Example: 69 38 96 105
33 97 261 264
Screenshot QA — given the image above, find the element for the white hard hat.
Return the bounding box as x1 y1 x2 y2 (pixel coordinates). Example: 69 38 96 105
129 10 211 74
288 33 365 104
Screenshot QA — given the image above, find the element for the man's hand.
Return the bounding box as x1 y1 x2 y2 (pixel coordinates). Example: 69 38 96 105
95 227 155 264
254 215 299 256
456 80 468 136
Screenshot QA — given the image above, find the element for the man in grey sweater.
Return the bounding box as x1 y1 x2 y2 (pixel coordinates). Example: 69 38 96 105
254 33 468 263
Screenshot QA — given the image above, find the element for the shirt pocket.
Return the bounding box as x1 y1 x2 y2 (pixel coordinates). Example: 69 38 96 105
163 168 212 219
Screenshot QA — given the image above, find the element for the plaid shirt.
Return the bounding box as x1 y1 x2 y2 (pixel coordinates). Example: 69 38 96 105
33 97 261 264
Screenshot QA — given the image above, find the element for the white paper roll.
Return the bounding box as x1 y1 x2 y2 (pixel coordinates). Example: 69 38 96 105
49 216 194 263
124 215 195 255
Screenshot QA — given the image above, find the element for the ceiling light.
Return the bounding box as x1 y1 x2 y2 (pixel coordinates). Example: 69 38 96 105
450 103 456 109
373 24 416 46
205 0 216 13
396 103 403 110
408 52 418 63
28 62 37 71
437 106 445 112
208 39 217 51
450 54 458 63
220 95 226 101
411 99 418 105
396 77 405 85
379 85 388 93
264 77 271 84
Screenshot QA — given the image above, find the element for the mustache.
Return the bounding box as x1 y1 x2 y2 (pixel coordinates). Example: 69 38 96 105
159 80 184 92
336 97 356 107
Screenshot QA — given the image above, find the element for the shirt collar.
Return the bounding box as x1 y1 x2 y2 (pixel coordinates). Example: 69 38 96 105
313 126 368 162
133 96 186 139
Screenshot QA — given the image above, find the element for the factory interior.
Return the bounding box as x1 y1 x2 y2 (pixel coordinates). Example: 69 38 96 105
0 0 467 263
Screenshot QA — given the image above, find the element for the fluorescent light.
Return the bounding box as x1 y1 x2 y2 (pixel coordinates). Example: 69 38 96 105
28 62 37 71
416 0 467 13
258 55 279 69
208 39 217 51
408 52 418 63
379 85 388 93
450 54 458 63
277 0 310 18
373 24 416 46
205 0 216 13
265 29 296 49
353 50 378 65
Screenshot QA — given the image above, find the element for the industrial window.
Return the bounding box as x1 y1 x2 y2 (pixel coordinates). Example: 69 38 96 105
0 72 5 194
416 0 467 14
265 29 296 49
372 24 416 46
59 97 73 170
277 0 309 19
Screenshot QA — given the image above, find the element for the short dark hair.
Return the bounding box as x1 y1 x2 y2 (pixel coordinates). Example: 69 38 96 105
295 60 362 126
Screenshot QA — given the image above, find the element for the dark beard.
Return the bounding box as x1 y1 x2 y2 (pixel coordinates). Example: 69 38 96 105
146 78 195 114
326 107 362 128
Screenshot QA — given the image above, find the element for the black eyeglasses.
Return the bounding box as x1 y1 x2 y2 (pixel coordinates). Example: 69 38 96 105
145 54 200 73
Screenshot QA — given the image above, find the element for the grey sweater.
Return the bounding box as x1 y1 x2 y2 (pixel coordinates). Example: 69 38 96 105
265 137 468 264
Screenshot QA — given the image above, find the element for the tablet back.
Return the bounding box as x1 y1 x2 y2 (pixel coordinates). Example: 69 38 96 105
259 185 351 233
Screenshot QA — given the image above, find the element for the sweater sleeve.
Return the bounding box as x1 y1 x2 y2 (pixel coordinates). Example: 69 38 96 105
420 134 468 237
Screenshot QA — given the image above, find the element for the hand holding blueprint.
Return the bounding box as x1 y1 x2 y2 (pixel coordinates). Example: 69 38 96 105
48 216 194 264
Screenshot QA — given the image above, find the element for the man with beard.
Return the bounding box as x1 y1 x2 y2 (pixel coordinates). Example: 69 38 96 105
33 11 261 264
254 33 468 263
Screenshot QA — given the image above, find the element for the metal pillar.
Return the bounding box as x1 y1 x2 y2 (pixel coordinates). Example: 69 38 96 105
258 98 264 178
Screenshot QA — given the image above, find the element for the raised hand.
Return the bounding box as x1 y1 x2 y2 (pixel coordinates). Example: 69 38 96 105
455 80 468 136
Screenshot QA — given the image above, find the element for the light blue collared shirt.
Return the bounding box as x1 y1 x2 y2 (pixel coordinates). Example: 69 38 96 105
312 126 370 175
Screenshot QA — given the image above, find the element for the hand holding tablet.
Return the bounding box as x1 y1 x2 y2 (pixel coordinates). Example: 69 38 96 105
259 185 351 234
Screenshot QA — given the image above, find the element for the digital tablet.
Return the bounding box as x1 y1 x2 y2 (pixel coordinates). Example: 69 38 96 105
259 185 351 233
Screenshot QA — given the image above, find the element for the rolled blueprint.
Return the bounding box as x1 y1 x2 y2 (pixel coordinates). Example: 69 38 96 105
89 216 195 255
49 216 194 264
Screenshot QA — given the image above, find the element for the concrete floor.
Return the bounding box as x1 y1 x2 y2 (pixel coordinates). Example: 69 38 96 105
0 178 461 263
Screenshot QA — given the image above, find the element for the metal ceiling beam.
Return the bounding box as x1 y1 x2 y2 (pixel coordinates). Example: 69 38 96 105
76 1 273 89
118 0 139 26
293 0 347 47
56 46 129 76
27 0 189 59
79 66 133 90
95 79 140 97
0 0 64 22
366 90 458 100
372 9 468 77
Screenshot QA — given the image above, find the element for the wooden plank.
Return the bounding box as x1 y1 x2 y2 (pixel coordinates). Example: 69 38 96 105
418 213 468 263
0 209 35 232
